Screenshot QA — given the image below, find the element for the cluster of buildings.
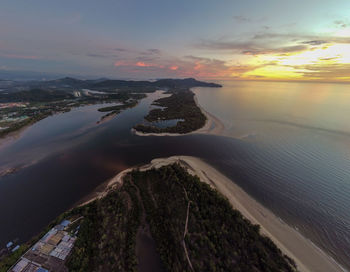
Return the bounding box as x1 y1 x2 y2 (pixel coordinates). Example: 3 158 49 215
72 91 81 98
9 220 78 272
0 102 27 109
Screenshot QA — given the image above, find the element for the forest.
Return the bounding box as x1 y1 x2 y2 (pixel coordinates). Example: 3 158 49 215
133 89 207 134
67 164 296 271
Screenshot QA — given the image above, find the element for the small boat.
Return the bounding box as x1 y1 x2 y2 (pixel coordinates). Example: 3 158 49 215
6 241 13 248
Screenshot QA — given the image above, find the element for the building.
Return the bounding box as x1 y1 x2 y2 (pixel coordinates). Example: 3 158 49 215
10 220 78 272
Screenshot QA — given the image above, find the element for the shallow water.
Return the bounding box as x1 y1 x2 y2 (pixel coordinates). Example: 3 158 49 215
0 83 349 270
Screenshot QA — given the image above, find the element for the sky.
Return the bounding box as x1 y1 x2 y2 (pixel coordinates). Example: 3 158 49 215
1 0 350 82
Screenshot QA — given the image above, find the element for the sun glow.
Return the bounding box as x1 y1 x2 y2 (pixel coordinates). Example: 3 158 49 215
241 43 350 81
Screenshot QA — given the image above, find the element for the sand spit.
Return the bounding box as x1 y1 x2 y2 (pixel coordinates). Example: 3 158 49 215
81 155 344 272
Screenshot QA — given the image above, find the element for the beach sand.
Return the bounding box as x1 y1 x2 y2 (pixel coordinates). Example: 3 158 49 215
81 155 344 272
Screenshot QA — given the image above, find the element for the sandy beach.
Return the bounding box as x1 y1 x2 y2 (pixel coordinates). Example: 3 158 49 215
82 155 344 272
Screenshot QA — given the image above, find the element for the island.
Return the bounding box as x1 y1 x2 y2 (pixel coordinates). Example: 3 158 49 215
133 88 207 134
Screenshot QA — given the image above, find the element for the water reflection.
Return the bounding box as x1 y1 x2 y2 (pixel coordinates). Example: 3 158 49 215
193 81 350 269
0 82 350 269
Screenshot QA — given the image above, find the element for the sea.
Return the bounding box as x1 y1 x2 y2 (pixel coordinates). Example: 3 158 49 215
0 81 349 270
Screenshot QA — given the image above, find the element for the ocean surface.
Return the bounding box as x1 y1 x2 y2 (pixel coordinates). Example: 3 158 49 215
0 82 349 270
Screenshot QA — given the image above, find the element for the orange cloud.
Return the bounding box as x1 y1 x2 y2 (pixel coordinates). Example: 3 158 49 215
194 62 205 70
169 65 179 70
136 61 152 67
114 60 128 67
115 60 160 68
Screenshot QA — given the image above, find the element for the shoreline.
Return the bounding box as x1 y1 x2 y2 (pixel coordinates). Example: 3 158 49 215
0 123 32 151
79 155 345 272
132 91 225 137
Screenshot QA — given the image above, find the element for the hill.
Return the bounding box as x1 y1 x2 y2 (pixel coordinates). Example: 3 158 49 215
92 78 221 89
0 89 74 102
154 78 221 88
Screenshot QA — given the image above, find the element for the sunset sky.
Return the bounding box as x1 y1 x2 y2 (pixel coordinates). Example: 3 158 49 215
1 0 350 81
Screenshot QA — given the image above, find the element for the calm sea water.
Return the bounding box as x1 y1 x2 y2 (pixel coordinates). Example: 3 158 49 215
0 82 349 270
194 81 350 270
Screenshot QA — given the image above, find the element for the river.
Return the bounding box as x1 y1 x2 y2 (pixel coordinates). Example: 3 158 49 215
0 82 349 270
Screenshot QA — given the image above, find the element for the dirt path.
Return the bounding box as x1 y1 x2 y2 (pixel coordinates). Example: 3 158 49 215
181 187 194 272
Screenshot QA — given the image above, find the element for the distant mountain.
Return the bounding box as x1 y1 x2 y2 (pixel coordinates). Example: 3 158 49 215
154 78 222 88
92 79 154 88
42 77 88 88
92 77 110 82
0 89 74 102
93 77 222 89
0 77 221 94
0 70 69 81
47 77 83 84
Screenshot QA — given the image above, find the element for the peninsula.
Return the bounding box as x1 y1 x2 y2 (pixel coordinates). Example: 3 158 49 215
2 159 297 272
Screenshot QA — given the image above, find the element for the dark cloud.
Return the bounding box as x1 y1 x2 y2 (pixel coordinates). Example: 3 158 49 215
252 32 284 40
136 55 159 62
196 40 257 51
182 55 273 78
252 32 350 44
243 45 308 55
139 48 162 57
114 48 128 52
302 40 328 45
196 31 350 56
113 47 161 58
197 39 308 55
86 53 116 58
295 63 350 80
233 15 250 22
334 20 348 28
147 48 161 55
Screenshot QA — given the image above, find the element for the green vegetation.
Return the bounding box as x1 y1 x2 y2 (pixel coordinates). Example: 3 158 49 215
92 77 221 90
0 89 74 103
1 163 296 271
67 181 141 272
98 100 138 113
0 246 29 272
0 112 50 137
0 77 220 138
97 100 139 123
0 91 144 138
67 164 296 271
129 164 297 271
133 89 207 134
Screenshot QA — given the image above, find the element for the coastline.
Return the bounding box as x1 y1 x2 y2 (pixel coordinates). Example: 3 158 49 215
80 155 345 272
132 92 224 137
0 123 32 151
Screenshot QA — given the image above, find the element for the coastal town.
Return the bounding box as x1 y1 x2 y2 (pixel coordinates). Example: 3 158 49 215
0 83 145 138
6 219 80 272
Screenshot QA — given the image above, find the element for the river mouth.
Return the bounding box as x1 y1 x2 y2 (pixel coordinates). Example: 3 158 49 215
0 82 350 270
